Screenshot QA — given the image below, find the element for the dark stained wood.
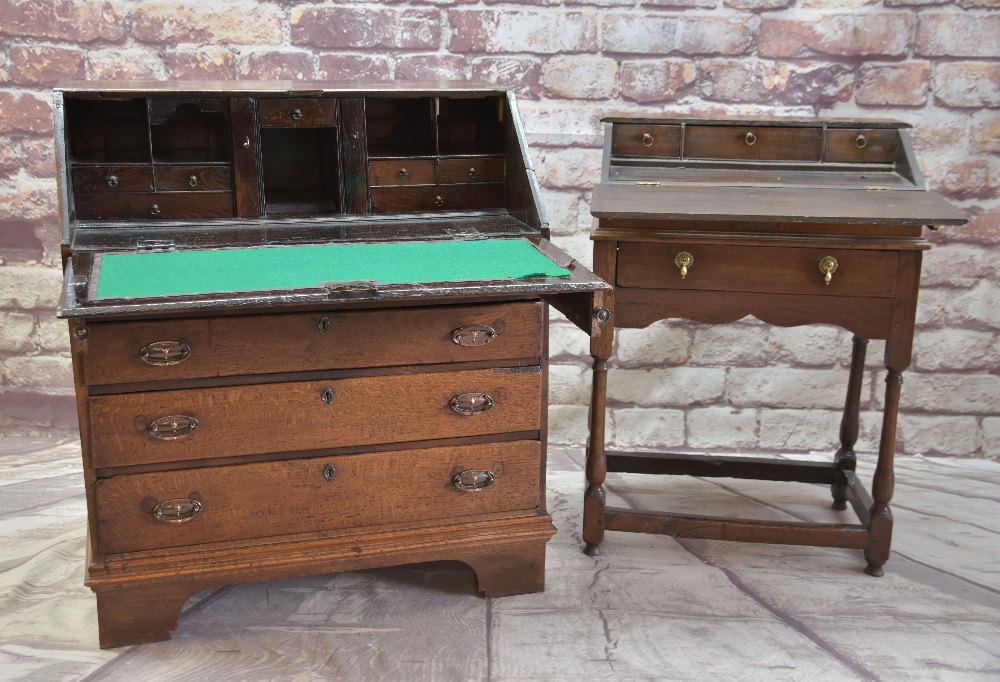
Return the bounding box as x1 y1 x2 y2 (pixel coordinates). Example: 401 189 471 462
369 158 436 186
228 97 262 217
71 165 152 193
611 123 682 158
370 183 504 213
153 165 232 191
585 114 966 574
439 156 504 184
338 97 369 214
83 301 544 385
73 192 234 220
258 97 337 128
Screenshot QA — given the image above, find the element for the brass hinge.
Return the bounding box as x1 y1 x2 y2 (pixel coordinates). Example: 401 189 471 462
634 181 661 187
136 239 176 252
864 185 891 191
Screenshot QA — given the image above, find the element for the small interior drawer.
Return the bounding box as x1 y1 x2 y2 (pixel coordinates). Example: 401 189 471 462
825 129 898 164
95 440 542 554
71 165 152 194
258 98 337 128
88 367 543 468
616 242 898 298
370 183 504 213
439 157 504 184
611 124 682 158
684 125 823 161
154 166 232 192
82 301 544 386
368 159 436 186
74 192 234 220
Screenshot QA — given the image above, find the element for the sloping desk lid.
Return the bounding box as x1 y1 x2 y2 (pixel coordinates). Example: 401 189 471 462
591 183 967 226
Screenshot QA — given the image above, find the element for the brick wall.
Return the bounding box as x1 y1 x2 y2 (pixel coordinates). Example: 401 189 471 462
0 1 996 457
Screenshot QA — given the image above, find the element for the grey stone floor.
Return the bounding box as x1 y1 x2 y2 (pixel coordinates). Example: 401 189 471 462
2 435 1000 681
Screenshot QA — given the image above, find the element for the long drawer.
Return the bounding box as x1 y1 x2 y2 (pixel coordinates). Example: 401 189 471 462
89 367 542 468
95 440 541 554
73 192 234 220
616 242 898 298
82 301 544 386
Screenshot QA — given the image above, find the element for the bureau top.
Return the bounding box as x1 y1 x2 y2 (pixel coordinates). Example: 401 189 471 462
592 115 966 229
55 80 507 97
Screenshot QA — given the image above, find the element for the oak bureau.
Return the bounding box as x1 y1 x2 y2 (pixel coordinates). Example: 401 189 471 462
584 116 965 575
55 81 610 648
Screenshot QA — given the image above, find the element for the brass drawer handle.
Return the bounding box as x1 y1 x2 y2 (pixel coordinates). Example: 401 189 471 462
452 469 496 491
291 108 303 121
148 415 199 440
819 256 839 285
153 498 203 523
434 195 444 208
450 392 494 415
468 166 478 179
106 175 119 188
745 132 757 146
855 134 867 149
452 324 497 346
397 167 409 179
674 251 694 279
140 340 192 366
188 174 199 187
642 132 653 147
149 203 161 216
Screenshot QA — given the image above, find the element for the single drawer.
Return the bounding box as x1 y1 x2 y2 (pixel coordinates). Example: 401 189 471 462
258 98 336 128
368 158 436 186
95 440 541 554
74 192 234 220
370 183 504 213
684 125 823 161
616 242 898 298
825 129 899 164
83 301 544 386
89 367 542 468
154 165 232 191
439 157 504 184
71 165 152 194
611 124 682 158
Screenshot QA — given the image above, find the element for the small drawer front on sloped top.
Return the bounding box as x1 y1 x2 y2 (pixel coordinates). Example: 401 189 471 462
82 302 543 386
684 125 823 162
370 184 504 213
825 129 899 164
610 124 682 158
368 159 436 186
88 367 542 468
258 97 337 128
95 440 541 554
616 242 898 298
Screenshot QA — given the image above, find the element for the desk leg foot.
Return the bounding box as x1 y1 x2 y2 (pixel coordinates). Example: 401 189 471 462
833 336 867 510
864 502 893 577
583 354 609 556
94 581 199 648
465 541 547 598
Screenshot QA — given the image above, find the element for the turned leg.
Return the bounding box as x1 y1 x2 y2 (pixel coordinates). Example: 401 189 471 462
584 355 609 556
833 336 868 510
865 368 902 576
94 581 201 648
464 541 547 598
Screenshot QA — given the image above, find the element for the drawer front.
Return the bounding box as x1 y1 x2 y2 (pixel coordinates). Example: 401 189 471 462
258 98 336 128
439 157 504 184
825 129 898 164
368 159 436 186
684 125 823 161
611 124 682 158
616 242 898 298
71 165 152 194
83 301 544 385
74 192 234 220
96 440 541 554
370 184 504 213
89 367 543 468
154 165 232 191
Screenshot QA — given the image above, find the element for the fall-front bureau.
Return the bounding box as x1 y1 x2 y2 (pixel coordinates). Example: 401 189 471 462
55 81 609 648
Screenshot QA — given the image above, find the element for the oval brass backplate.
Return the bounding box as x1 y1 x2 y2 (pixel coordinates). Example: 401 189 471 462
140 340 192 366
153 498 203 523
452 469 496 491
148 415 199 440
450 393 494 415
452 324 497 346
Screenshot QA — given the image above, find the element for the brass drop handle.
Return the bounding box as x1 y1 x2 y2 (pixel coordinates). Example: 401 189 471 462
148 415 199 440
450 392 494 415
642 132 653 147
153 498 203 523
855 134 867 149
819 256 839 285
106 175 119 187
674 251 694 279
397 168 409 179
140 340 192 366
468 167 478 179
149 203 161 216
188 175 199 187
452 324 497 346
745 132 757 146
452 469 496 491
434 195 444 207
291 108 303 121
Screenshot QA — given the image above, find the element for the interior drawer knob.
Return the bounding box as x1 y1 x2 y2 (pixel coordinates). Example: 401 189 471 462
153 498 203 523
674 251 694 279
188 174 199 187
450 392 494 415
452 469 496 491
819 256 839 285
855 134 868 149
452 324 497 346
140 340 192 366
397 167 409 179
149 203 161 216
745 131 757 146
148 415 199 440
106 174 119 187
291 108 303 120
434 195 444 208
642 132 653 147
468 166 478 178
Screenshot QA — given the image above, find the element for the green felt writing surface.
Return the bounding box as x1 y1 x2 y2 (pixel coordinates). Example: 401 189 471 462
94 239 570 300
